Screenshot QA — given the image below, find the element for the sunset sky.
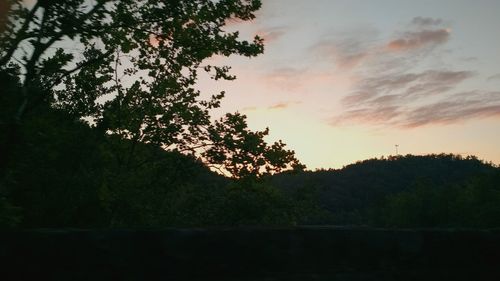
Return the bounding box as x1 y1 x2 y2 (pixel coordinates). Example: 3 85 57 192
197 0 500 170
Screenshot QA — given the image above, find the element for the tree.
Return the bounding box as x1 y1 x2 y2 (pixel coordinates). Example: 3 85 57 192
0 0 303 177
203 112 304 178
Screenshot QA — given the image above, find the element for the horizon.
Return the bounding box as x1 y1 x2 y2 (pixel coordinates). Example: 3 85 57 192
306 153 498 172
197 0 500 170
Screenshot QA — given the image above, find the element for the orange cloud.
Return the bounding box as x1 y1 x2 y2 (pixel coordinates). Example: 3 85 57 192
268 102 289 109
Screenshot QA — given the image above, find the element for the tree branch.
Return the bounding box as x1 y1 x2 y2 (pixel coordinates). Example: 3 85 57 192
46 48 114 89
0 1 41 66
23 1 107 86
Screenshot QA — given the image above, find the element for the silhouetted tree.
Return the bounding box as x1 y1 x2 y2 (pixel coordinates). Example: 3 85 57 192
0 0 307 228
203 112 305 178
0 0 302 177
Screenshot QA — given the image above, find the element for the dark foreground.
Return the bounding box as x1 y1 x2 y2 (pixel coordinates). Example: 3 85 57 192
1 226 500 280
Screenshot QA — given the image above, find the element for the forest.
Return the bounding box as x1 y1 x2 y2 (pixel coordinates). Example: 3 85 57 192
1 0 500 229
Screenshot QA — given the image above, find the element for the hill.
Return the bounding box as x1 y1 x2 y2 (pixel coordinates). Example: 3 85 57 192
270 154 500 226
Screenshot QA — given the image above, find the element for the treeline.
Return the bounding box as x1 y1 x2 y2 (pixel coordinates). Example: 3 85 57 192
272 154 500 227
370 171 500 228
0 102 313 228
2 105 499 229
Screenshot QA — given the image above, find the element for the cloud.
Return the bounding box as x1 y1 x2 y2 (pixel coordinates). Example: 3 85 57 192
342 70 474 106
268 102 290 109
411 17 443 27
262 67 303 90
386 29 450 52
310 22 450 72
330 91 500 128
402 92 500 127
334 90 500 128
326 18 500 127
310 34 374 71
336 69 480 127
487 73 500 81
332 106 401 125
255 26 287 43
267 101 301 110
240 101 300 112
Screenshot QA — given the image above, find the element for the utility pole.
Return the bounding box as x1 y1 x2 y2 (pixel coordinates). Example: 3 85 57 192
395 144 399 155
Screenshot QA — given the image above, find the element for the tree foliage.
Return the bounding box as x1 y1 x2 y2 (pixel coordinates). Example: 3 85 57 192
0 0 308 228
369 171 500 228
272 154 500 227
204 112 305 178
0 0 302 178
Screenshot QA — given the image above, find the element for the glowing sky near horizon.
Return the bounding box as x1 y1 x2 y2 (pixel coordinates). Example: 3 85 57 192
197 0 500 170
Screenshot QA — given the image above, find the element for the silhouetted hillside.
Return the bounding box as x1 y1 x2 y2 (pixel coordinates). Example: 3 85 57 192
270 154 499 225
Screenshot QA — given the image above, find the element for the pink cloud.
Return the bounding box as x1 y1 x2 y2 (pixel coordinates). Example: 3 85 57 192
324 18 495 128
254 27 286 43
262 67 304 90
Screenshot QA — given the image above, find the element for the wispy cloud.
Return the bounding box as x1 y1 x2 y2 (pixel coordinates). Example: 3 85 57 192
402 91 500 127
262 67 304 90
255 26 287 43
334 91 500 128
385 28 450 52
487 73 500 81
343 70 475 106
411 17 443 27
322 17 500 128
268 101 301 110
268 102 290 109
241 101 300 112
310 30 375 71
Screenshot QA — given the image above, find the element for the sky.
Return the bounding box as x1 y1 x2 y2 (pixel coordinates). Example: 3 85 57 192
196 0 500 170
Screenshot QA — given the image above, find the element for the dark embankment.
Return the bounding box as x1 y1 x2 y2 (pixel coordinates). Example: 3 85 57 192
1 227 500 280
